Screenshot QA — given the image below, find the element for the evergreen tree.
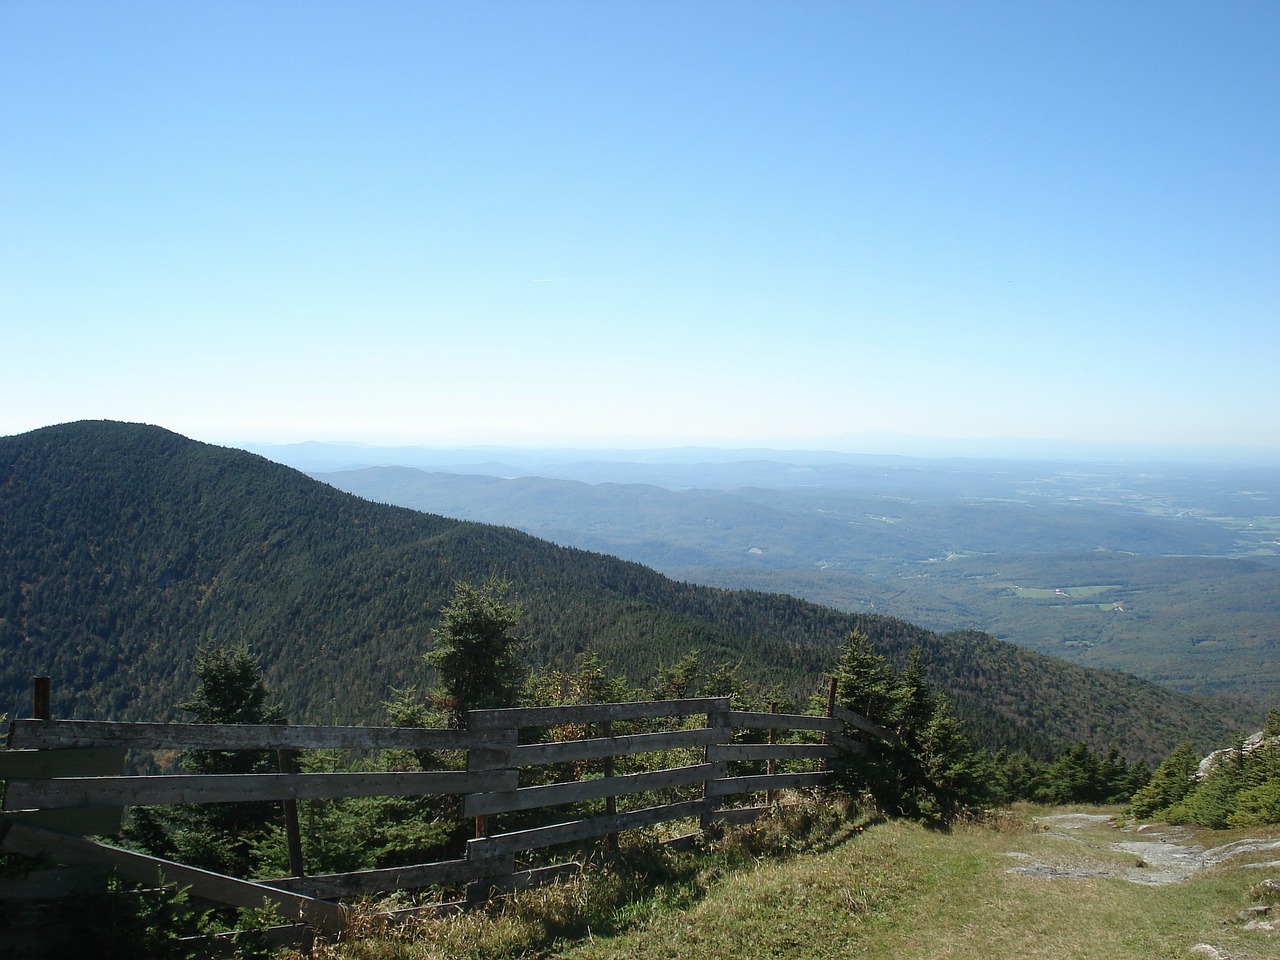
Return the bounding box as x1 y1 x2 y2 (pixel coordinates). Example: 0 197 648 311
126 642 284 876
1131 726 1280 828
831 628 898 727
829 636 988 824
526 651 634 708
179 642 285 752
427 577 526 725
650 650 750 709
1229 730 1280 827
1265 707 1280 738
914 687 994 822
1127 742 1200 820
1037 742 1104 805
990 750 1041 804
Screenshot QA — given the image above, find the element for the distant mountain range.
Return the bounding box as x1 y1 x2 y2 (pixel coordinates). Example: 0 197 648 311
0 421 1263 764
299 451 1280 707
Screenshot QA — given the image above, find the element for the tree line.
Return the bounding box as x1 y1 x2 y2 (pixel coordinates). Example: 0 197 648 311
1128 710 1280 828
121 578 1157 888
1 420 1251 769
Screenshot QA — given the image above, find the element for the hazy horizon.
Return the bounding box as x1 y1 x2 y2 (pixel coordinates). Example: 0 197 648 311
6 418 1280 468
238 432 1280 468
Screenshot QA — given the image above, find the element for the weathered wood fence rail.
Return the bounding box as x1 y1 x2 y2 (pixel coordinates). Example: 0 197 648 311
1 687 890 952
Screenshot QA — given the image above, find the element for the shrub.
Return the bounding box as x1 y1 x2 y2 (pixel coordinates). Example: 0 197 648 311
1229 780 1280 828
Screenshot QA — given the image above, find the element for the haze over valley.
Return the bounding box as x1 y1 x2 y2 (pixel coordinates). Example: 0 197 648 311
245 441 1280 708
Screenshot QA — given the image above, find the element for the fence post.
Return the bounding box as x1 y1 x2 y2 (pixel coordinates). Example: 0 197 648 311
701 698 732 830
821 677 837 772
766 701 779 805
464 710 518 901
32 676 51 721
274 719 306 878
600 718 619 853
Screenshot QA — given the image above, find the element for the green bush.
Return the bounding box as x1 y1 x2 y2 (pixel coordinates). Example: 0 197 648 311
1132 734 1280 828
1127 742 1200 820
1228 780 1280 827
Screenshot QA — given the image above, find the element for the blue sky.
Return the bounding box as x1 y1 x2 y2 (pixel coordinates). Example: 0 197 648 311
3 1 1277 457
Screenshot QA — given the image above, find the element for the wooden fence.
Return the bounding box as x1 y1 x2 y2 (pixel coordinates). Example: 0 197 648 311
1 680 889 954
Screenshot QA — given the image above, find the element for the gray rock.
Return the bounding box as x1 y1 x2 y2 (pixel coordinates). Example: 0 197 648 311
1196 731 1280 780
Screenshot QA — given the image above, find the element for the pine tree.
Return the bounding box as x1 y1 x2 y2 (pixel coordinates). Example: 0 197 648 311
427 577 526 725
126 642 284 876
1128 742 1200 820
831 628 897 726
829 636 988 824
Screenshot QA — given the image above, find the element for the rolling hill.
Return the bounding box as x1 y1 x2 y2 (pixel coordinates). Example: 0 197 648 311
309 461 1280 705
0 421 1258 764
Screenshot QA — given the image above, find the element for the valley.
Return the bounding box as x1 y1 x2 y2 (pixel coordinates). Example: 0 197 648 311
1 422 1260 765
288 447 1279 706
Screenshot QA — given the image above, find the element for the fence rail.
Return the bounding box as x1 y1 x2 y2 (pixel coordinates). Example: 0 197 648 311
2 683 884 952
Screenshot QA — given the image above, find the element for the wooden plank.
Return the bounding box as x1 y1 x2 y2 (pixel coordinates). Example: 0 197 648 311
379 899 469 923
1 747 128 836
7 720 489 752
467 798 706 858
467 698 730 731
662 832 700 852
827 734 867 756
512 727 721 767
702 699 732 829
706 742 838 763
474 861 581 897
0 865 108 901
6 768 518 810
709 805 770 826
829 704 896 743
464 763 712 817
0 748 126 783
0 823 347 932
726 711 842 733
266 854 515 899
2 806 124 837
706 771 830 798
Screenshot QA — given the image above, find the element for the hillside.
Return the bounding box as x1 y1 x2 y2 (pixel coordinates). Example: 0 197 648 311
311 462 1280 704
0 421 1257 764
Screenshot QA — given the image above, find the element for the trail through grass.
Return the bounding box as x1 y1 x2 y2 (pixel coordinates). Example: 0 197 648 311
557 810 1280 960
305 806 1280 960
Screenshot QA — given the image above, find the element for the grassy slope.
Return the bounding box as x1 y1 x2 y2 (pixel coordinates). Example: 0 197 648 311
555 813 1279 960
300 807 1279 960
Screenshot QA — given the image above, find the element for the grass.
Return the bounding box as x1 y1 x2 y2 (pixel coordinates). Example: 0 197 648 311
295 804 1280 960
562 809 1279 960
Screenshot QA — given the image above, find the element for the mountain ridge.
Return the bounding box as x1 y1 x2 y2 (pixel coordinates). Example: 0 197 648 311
312 463 1280 704
0 421 1256 764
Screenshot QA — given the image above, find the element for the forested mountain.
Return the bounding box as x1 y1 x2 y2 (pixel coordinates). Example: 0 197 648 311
0 421 1257 764
312 462 1280 705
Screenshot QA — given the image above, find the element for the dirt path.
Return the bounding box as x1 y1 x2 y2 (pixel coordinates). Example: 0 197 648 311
1008 813 1280 886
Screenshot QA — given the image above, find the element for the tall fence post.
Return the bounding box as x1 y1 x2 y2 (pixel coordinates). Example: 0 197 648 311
766 701 779 805
464 710 519 901
701 698 732 830
821 677 837 772
32 676 51 721
600 718 619 853
274 718 306 878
